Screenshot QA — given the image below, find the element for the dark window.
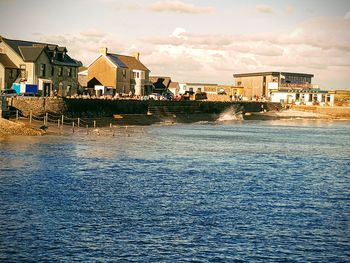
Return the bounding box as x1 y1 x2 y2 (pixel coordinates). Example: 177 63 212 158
67 68 72 77
51 67 54 76
40 64 46 77
57 52 63 61
58 67 63 76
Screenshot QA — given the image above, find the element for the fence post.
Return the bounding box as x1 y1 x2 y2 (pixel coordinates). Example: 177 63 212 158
61 115 64 126
16 110 18 121
72 122 75 133
58 119 60 127
93 120 96 128
86 125 89 135
45 112 48 126
29 110 32 124
78 118 80 127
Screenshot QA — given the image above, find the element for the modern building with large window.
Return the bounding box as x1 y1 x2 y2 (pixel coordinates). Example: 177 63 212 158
233 71 314 99
0 35 81 96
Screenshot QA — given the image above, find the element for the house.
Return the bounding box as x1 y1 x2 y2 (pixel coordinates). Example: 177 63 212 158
149 76 171 94
270 88 334 106
86 48 151 96
0 35 81 96
233 72 314 99
168 81 180 96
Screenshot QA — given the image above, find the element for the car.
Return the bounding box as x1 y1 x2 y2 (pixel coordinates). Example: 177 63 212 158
0 89 18 97
148 93 161 100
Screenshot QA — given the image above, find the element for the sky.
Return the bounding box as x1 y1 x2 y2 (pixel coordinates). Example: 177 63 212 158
1 0 350 89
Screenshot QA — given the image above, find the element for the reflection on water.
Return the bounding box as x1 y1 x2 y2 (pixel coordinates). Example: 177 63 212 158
0 120 350 262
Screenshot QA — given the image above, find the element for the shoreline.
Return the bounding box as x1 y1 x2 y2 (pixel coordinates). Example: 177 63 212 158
1 108 350 137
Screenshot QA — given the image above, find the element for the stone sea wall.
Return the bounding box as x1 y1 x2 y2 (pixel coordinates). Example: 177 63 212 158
7 97 282 118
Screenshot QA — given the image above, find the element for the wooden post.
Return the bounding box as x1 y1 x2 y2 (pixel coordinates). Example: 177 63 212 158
86 125 89 135
61 115 64 126
16 110 18 120
58 119 60 127
72 122 75 133
93 120 96 128
77 118 80 127
46 112 48 126
29 110 32 124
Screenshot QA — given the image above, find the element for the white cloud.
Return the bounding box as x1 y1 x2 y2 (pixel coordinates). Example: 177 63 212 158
80 29 106 38
149 0 215 14
38 33 128 65
344 11 350 20
256 4 274 14
140 16 350 87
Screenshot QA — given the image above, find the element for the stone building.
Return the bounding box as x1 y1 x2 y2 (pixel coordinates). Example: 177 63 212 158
0 36 81 96
233 72 314 99
86 48 151 96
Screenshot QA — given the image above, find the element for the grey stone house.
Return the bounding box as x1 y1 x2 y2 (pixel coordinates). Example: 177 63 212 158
0 36 81 96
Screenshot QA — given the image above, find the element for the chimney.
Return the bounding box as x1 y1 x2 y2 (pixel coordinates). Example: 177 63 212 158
99 47 108 56
133 52 140 60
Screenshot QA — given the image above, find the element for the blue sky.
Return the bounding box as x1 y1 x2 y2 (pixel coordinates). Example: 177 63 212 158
1 0 350 89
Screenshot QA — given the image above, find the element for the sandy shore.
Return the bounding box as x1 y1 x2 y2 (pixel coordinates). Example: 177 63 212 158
0 118 45 137
290 105 350 119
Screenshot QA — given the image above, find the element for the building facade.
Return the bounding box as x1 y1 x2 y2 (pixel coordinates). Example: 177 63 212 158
86 48 150 96
233 72 314 99
270 89 335 106
0 36 81 96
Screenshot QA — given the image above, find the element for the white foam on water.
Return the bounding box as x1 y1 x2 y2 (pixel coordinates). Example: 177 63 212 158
217 106 243 122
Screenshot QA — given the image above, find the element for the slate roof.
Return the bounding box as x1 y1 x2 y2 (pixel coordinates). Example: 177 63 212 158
107 53 149 71
19 46 45 62
0 54 18 68
150 76 171 88
1 37 80 67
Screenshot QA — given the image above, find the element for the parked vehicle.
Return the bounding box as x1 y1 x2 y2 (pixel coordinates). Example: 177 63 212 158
0 89 18 97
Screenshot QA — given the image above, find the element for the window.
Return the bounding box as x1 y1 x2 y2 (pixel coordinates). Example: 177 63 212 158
123 69 126 78
51 66 54 76
67 68 72 77
40 64 46 77
57 52 63 61
20 64 26 78
58 67 63 76
133 72 136 78
141 71 145 79
237 81 242 86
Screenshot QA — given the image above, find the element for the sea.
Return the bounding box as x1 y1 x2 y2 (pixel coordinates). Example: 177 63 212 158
0 118 349 262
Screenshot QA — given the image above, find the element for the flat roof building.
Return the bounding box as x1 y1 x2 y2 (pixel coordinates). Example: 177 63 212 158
233 72 314 99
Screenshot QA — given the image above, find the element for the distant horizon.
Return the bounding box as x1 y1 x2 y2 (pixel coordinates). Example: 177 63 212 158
1 0 349 89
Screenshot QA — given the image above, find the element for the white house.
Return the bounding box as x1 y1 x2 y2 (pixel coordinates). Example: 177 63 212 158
270 89 335 106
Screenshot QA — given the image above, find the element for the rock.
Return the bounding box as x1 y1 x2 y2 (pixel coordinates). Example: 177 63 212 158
0 118 45 137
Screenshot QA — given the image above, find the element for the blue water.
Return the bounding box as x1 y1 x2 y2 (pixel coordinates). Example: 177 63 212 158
0 120 349 262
